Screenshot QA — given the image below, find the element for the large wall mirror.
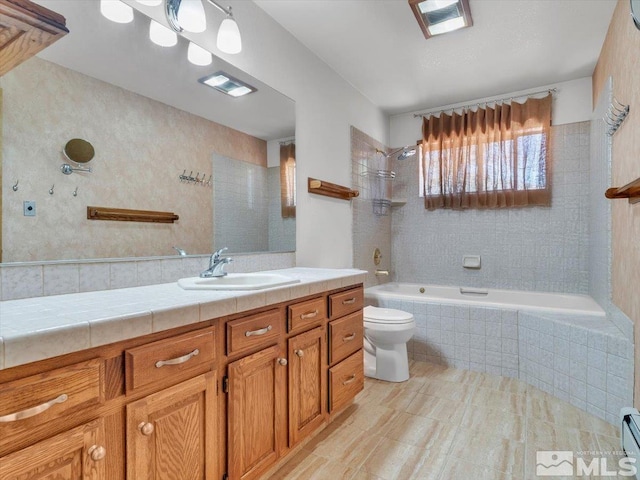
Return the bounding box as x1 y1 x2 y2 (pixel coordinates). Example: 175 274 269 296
0 0 295 263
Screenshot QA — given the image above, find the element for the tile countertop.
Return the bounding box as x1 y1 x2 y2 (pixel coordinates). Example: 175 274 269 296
0 267 367 371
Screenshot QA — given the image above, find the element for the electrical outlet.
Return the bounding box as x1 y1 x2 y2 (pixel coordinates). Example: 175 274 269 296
23 201 36 216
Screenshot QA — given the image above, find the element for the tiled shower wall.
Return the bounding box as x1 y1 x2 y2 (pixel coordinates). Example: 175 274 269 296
391 122 591 294
351 127 392 288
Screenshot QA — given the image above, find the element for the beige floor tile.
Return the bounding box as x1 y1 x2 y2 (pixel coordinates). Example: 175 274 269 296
449 432 525 476
476 374 528 395
469 385 526 415
460 407 525 442
526 418 600 451
527 390 596 432
350 469 385 480
265 450 357 480
337 403 399 433
418 377 475 401
361 438 447 480
422 364 482 384
383 411 458 452
404 392 467 424
304 423 383 470
439 457 517 480
376 385 419 411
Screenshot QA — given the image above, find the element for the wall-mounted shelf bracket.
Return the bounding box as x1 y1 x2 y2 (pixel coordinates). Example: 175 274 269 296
308 177 359 201
87 206 180 223
605 177 640 204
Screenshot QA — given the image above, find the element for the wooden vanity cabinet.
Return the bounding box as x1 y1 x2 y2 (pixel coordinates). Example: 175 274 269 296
0 0 68 76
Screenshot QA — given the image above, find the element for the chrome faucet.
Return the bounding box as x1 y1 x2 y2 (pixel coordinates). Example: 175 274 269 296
200 247 233 278
173 246 187 256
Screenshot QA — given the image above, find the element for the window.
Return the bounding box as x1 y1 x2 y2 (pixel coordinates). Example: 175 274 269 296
419 94 552 210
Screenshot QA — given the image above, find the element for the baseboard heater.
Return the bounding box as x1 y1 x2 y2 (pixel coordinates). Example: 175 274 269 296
621 407 640 479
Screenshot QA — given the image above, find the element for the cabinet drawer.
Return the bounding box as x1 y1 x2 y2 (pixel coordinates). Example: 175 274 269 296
328 310 363 365
328 287 363 319
126 327 215 392
288 297 327 332
0 359 104 445
227 309 283 356
328 350 364 413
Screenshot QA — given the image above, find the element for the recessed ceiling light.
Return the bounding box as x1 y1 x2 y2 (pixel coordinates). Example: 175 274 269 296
199 71 257 97
409 0 473 39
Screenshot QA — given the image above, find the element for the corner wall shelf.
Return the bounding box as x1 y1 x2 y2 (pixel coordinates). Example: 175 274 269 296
605 177 640 204
308 177 359 201
87 206 179 223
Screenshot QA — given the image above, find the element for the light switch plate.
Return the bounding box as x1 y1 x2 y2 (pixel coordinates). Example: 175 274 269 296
463 255 481 269
23 201 36 216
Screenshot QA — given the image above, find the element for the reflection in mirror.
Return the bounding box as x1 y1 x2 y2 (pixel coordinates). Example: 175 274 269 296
1 0 295 263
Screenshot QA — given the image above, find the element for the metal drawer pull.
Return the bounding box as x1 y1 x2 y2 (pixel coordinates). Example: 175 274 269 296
295 349 304 357
88 445 107 462
245 325 273 337
342 374 357 385
139 422 155 436
0 393 68 422
343 333 356 342
342 298 357 305
300 310 319 320
155 348 199 368
278 358 288 366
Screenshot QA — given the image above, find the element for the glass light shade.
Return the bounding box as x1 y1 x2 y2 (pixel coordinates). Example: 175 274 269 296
100 0 134 23
136 0 162 6
203 74 229 87
149 20 178 47
228 86 251 97
177 0 206 33
427 16 466 36
188 42 213 66
217 17 242 54
418 0 458 14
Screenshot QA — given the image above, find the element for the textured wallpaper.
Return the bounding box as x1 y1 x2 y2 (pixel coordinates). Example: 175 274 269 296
1 57 266 261
592 0 640 405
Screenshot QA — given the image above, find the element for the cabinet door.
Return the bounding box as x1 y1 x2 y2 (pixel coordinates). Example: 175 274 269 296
288 327 326 447
228 344 286 480
0 418 106 479
126 372 217 480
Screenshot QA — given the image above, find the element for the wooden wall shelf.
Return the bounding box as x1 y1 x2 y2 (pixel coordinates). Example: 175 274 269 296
87 206 179 223
605 177 640 204
308 178 359 201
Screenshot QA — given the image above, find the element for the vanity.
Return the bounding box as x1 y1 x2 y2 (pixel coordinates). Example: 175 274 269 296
0 268 366 480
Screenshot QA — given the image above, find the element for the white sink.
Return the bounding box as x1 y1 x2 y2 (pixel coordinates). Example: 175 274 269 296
177 273 300 291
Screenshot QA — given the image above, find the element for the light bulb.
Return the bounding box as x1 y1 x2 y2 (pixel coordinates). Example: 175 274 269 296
217 16 241 54
136 0 162 6
188 42 213 66
149 20 178 47
100 0 134 23
177 0 206 33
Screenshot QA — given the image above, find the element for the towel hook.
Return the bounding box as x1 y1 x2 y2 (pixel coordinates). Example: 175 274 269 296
73 187 78 197
49 184 55 195
12 180 18 192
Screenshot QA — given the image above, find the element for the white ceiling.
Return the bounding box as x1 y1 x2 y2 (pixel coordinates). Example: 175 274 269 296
33 0 295 141
254 0 616 115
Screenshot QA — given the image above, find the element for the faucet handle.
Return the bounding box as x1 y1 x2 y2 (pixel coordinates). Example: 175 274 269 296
213 247 228 261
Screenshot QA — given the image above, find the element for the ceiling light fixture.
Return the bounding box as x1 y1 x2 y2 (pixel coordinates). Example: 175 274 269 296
149 19 178 46
100 0 134 24
135 0 163 6
199 71 256 97
408 0 472 39
188 41 213 65
166 0 242 54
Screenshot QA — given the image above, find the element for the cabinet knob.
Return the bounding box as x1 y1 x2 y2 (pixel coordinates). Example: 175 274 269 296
294 349 304 357
88 445 107 462
278 358 288 366
138 422 155 436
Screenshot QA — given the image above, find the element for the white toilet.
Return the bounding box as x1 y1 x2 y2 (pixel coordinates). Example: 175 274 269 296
363 305 416 382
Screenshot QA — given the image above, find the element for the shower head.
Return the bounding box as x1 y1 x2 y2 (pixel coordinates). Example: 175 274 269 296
376 146 417 160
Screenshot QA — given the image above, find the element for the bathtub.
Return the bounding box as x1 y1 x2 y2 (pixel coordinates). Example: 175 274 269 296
365 283 605 317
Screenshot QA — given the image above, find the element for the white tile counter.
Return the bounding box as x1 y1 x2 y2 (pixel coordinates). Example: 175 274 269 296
0 268 366 370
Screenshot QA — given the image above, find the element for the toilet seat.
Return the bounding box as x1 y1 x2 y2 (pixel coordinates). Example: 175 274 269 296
364 305 414 324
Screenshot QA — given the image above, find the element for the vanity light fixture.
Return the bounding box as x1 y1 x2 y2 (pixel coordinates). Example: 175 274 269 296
149 19 178 46
198 71 256 97
408 0 473 39
136 0 163 6
100 0 134 24
188 41 213 65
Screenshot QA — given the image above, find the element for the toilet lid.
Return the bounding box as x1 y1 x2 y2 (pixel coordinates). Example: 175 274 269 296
364 305 414 324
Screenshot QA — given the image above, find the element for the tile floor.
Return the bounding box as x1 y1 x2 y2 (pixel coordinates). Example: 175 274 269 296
267 361 626 480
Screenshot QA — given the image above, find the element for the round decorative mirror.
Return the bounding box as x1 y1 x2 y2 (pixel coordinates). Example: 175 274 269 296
63 138 95 163
632 0 640 30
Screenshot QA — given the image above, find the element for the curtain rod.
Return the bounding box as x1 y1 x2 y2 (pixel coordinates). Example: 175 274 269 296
412 88 557 118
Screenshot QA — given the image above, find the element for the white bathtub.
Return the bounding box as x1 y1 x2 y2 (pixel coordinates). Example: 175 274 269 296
365 283 605 317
